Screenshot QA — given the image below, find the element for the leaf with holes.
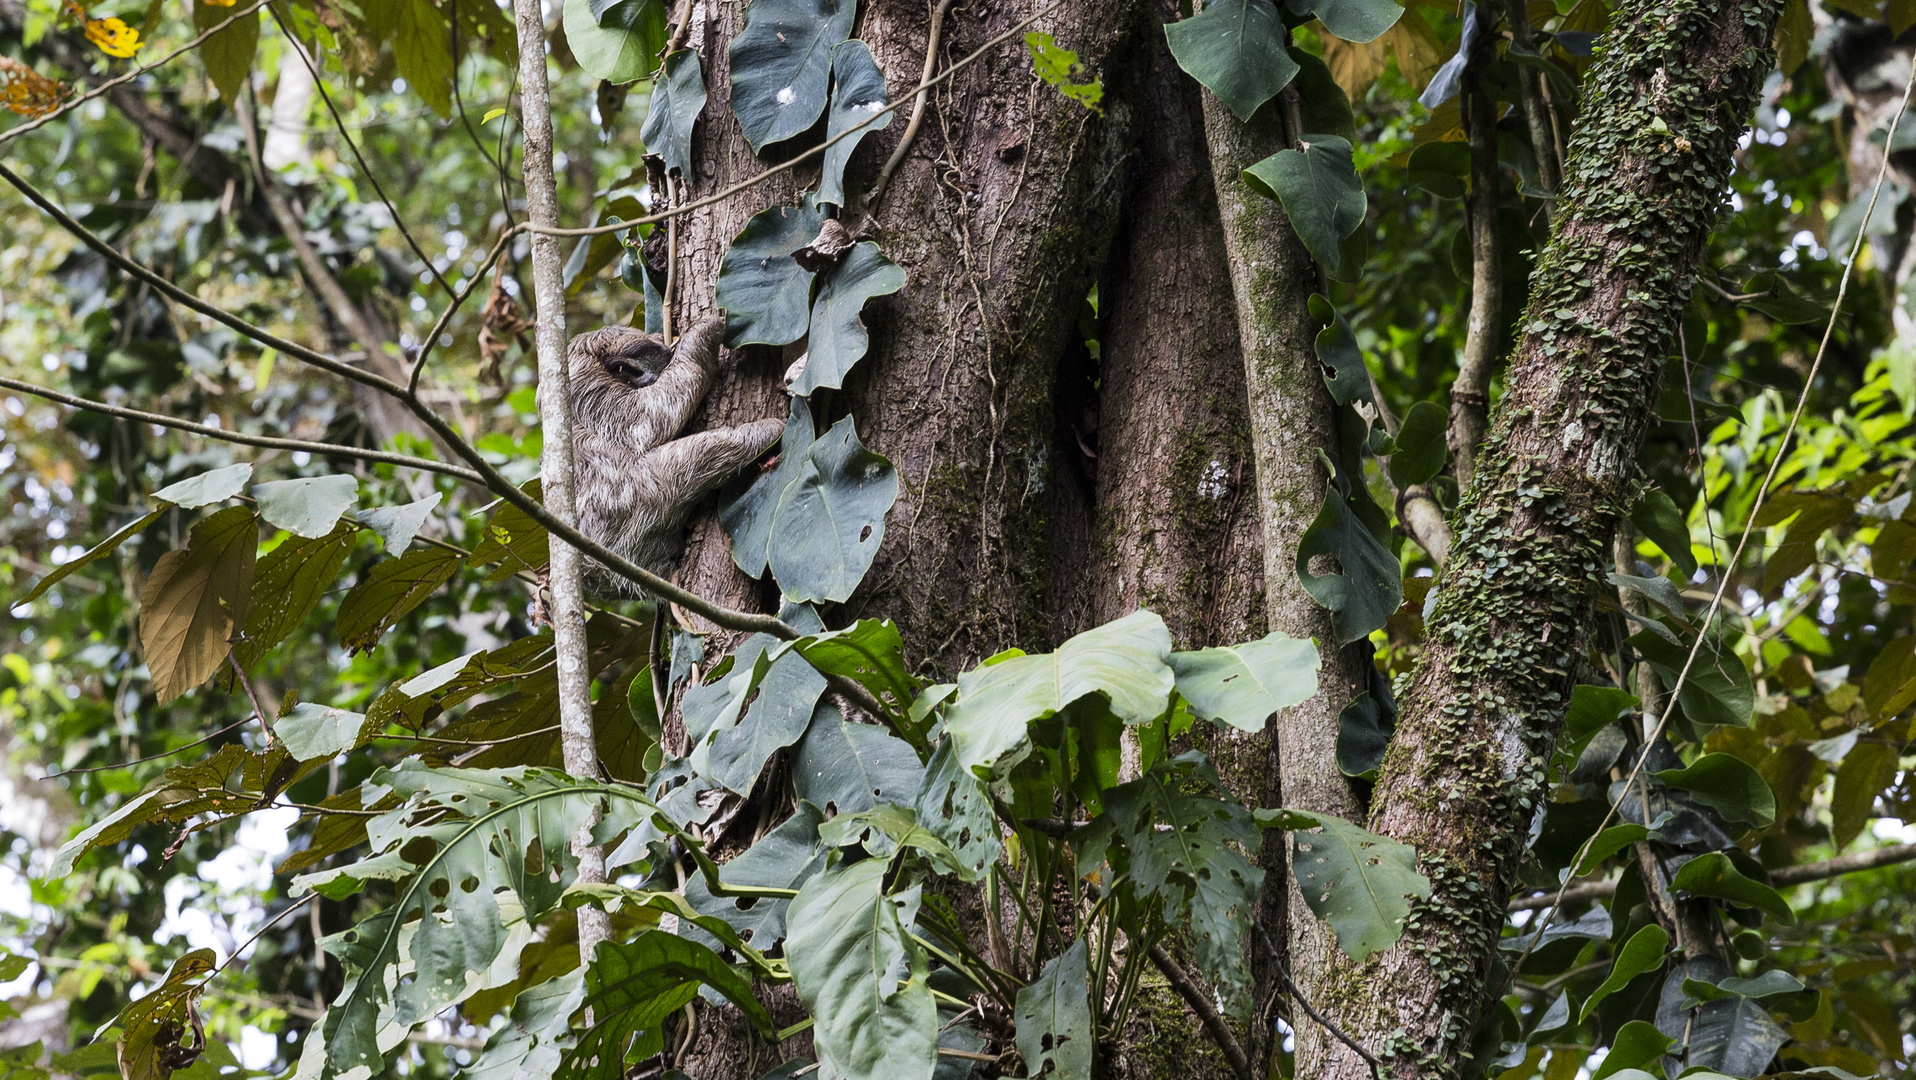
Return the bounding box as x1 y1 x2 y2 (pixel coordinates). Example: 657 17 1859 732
913 741 999 883
356 493 441 555
1168 632 1319 733
1099 754 1263 1015
786 859 937 1080
797 242 906 395
715 199 826 347
115 949 216 1080
792 706 925 815
819 41 892 206
1256 808 1430 961
1295 478 1401 645
641 48 705 178
728 0 856 152
253 475 358 539
300 765 658 1075
768 417 898 604
1164 0 1297 121
701 644 827 794
140 506 258 704
1015 938 1092 1080
685 802 829 952
943 609 1175 781
336 545 463 654
1244 135 1367 280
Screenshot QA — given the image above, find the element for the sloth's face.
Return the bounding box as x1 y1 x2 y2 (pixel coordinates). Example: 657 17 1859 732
595 334 673 389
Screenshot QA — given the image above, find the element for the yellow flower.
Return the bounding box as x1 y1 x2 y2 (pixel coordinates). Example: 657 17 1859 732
84 16 142 58
0 57 66 117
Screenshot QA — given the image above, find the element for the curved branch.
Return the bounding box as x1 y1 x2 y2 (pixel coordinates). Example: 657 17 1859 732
0 375 481 482
1147 944 1252 1080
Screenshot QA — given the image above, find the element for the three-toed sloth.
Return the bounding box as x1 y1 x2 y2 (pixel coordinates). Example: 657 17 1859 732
568 315 782 597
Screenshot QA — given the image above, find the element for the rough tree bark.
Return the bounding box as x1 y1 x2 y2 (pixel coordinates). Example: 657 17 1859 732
1308 0 1786 1073
1197 50 1378 1080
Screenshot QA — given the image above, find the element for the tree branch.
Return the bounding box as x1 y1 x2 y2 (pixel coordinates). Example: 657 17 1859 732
1147 944 1252 1080
1507 843 1916 912
1448 49 1503 489
0 375 480 482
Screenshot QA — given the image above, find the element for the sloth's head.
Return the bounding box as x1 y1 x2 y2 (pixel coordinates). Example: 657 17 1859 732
569 325 674 392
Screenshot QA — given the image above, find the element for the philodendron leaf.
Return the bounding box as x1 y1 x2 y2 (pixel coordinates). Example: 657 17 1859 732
140 506 258 704
356 493 442 555
1295 479 1402 644
1244 135 1367 280
727 0 857 152
776 618 921 718
1629 486 1697 577
787 859 938 1080
943 609 1175 780
276 703 371 762
793 706 925 815
1256 808 1430 960
913 740 1000 882
768 416 899 604
701 643 828 794
1103 755 1264 1014
253 475 359 539
1014 938 1093 1080
1670 852 1795 924
1654 753 1776 829
153 461 253 508
797 242 906 395
299 765 658 1075
685 801 829 952
1303 0 1404 43
564 0 665 84
723 398 815 578
715 199 826 347
640 48 705 178
560 932 772 1080
1579 924 1669 1021
819 41 892 207
1164 0 1297 122
462 970 583 1080
1167 631 1320 732
1388 400 1448 487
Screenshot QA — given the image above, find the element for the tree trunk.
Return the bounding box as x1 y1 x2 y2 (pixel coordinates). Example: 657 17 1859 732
1311 0 1785 1073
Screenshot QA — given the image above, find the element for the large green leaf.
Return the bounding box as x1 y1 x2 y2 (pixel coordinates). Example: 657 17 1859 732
276 703 371 762
299 765 657 1074
461 971 582 1080
114 949 217 1080
768 416 899 603
700 643 827 793
1563 685 1639 753
792 707 925 815
796 242 906 395
943 609 1174 780
1627 632 1754 730
1654 753 1776 829
727 0 857 152
1670 852 1794 924
1256 808 1430 960
715 199 826 347
1014 938 1092 1080
786 859 939 1080
153 462 253 508
1167 632 1319 732
253 475 358 539
776 618 920 720
356 493 442 556
1244 135 1367 280
1388 401 1448 487
640 48 705 178
912 740 1000 882
723 398 815 578
231 523 356 673
561 932 772 1080
819 42 892 207
375 0 456 112
1831 740 1900 849
685 802 829 951
469 479 548 581
1589 1021 1671 1080
336 545 463 654
1102 756 1263 1014
1579 925 1669 1021
1628 487 1697 577
194 0 258 104
1306 0 1404 43
1295 477 1402 645
1164 0 1297 121
563 0 665 85
139 506 258 704
1288 47 1357 142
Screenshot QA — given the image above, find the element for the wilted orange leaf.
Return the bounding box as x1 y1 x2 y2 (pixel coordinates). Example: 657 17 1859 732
85 16 142 57
0 56 65 117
